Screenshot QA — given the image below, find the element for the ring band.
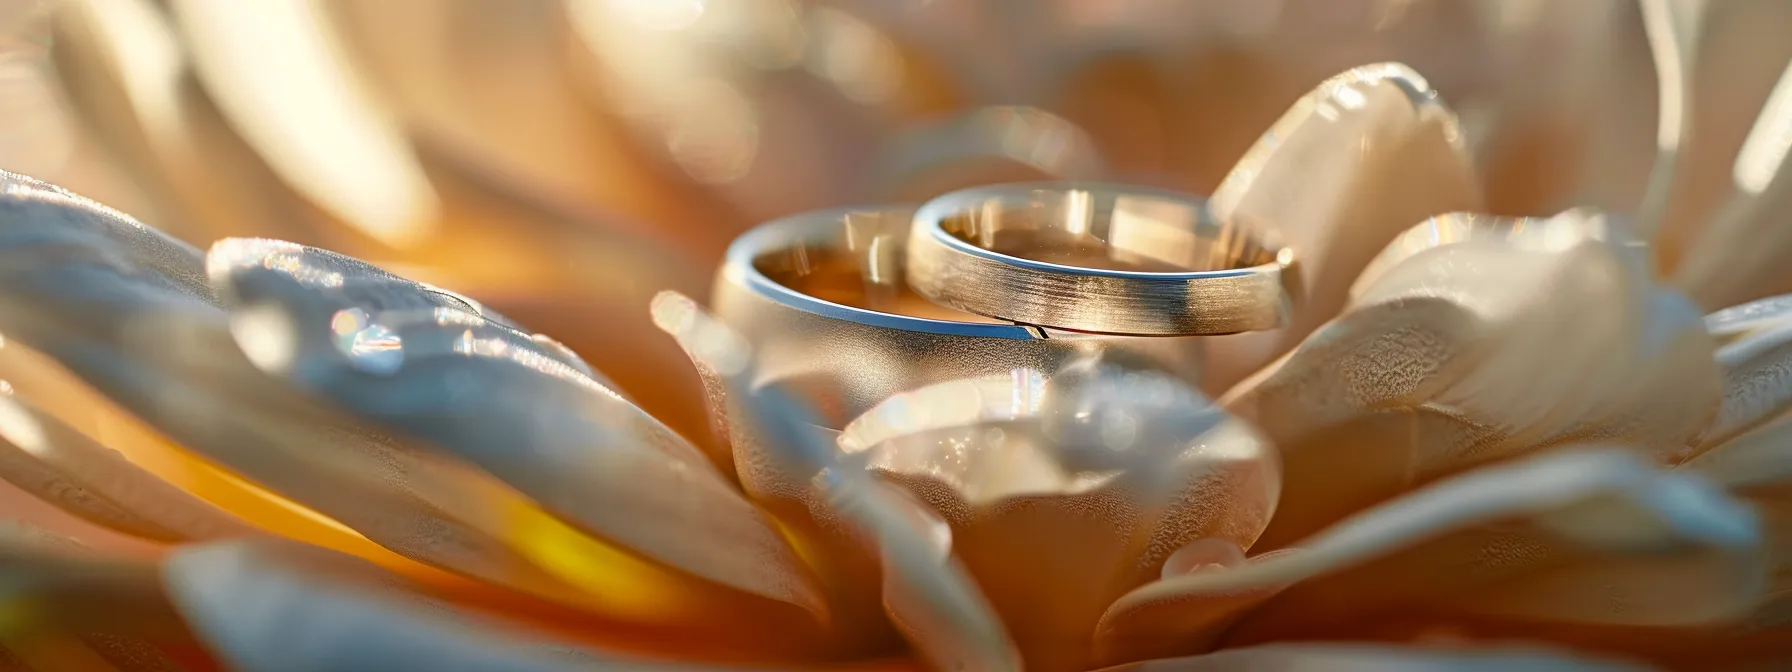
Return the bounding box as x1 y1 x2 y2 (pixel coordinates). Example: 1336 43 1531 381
711 206 1205 430
906 183 1294 336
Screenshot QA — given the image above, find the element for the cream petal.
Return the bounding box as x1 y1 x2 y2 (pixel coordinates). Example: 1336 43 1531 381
663 294 1018 671
649 290 746 479
0 194 560 590
1466 1 1655 216
1633 0 1706 237
163 0 438 248
1094 448 1761 664
0 394 256 543
836 354 1278 670
1708 294 1792 345
0 522 191 642
1224 210 1719 548
1696 295 1792 447
0 178 804 628
206 240 826 619
1199 62 1481 392
48 0 301 245
0 525 190 671
1651 0 1792 279
1682 414 1792 599
1093 643 1653 672
736 385 1019 672
1672 36 1792 309
161 539 736 672
653 290 895 644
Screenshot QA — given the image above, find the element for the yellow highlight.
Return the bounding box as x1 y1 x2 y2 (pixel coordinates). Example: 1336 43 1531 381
500 495 696 622
0 340 402 563
0 338 712 625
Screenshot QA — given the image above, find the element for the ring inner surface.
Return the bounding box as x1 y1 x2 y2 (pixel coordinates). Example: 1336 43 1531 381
939 190 1278 273
753 211 1007 324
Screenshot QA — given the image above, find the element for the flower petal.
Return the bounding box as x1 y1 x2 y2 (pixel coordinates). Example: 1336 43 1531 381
164 0 438 247
1682 415 1792 602
1094 448 1762 664
836 354 1278 670
1673 42 1792 309
1092 643 1652 672
0 176 816 635
161 539 740 672
1224 210 1719 548
205 240 827 621
0 393 256 543
1649 0 1792 281
0 522 195 647
0 172 396 557
1697 294 1792 447
1199 62 1481 391
662 293 1019 672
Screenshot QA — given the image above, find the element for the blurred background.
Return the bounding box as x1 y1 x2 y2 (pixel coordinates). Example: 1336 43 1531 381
2 0 1788 446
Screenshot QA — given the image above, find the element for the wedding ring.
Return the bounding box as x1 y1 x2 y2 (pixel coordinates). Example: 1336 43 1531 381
907 183 1294 336
712 206 1203 429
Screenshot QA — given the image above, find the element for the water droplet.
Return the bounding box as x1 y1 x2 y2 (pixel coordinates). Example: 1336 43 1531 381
330 308 404 375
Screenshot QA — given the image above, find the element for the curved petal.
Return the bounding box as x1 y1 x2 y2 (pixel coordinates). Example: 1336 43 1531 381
1650 0 1792 282
1223 210 1719 548
1092 643 1653 672
1682 413 1792 619
0 394 257 543
0 522 196 649
205 240 827 621
654 292 1019 672
836 354 1278 670
162 539 742 672
0 171 394 557
164 0 438 247
1632 0 1705 237
1094 448 1762 664
0 174 818 640
1673 43 1792 309
1199 62 1482 392
1696 294 1792 447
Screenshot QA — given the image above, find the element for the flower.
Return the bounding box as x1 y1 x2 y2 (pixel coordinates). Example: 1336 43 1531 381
1 2 1791 672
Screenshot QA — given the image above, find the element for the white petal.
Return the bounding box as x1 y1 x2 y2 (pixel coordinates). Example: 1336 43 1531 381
165 0 438 247
206 241 826 618
1094 643 1653 672
162 540 735 672
1649 0 1792 288
1223 210 1719 548
1698 294 1792 447
669 294 1019 671
0 393 256 542
0 181 806 625
1671 19 1792 309
1095 449 1761 664
1199 62 1481 391
837 354 1278 668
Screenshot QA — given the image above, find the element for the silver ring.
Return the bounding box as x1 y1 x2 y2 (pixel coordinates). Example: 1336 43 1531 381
711 205 1204 429
906 182 1294 336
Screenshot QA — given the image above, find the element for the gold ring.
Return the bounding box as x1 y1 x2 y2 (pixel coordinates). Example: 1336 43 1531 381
711 206 1204 429
906 183 1294 336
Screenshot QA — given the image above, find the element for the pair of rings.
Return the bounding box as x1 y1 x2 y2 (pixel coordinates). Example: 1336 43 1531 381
712 183 1294 427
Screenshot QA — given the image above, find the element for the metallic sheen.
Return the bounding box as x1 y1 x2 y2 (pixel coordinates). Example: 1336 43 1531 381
711 206 1204 428
905 183 1293 336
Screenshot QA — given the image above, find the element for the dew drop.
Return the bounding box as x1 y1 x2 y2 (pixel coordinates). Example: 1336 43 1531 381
330 308 404 375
